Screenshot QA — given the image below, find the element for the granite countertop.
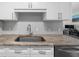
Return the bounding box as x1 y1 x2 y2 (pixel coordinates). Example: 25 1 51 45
0 34 79 46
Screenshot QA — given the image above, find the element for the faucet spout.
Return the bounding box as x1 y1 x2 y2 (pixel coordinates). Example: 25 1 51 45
27 24 32 35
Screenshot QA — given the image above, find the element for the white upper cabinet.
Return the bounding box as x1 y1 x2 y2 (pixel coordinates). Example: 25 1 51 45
0 3 12 20
45 2 60 20
32 2 47 9
0 2 72 21
32 2 59 20
32 2 72 20
32 2 58 20
59 2 72 20
0 2 28 20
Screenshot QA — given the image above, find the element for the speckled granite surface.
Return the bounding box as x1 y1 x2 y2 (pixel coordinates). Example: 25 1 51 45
0 34 79 46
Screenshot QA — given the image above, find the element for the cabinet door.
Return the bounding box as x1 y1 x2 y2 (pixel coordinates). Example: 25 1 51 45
0 3 12 20
8 2 28 21
46 2 60 20
0 46 30 57
59 2 72 20
32 2 72 20
32 2 47 9
30 45 54 57
46 2 72 20
0 46 7 57
33 2 61 20
12 46 30 57
0 2 28 20
32 2 58 20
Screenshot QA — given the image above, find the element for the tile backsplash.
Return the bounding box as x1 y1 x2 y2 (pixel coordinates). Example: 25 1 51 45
2 21 63 34
1 13 63 35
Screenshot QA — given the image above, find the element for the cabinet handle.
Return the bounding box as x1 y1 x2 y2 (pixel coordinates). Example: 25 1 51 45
39 51 46 55
15 50 22 54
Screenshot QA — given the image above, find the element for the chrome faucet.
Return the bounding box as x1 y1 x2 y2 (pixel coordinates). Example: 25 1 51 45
27 24 32 35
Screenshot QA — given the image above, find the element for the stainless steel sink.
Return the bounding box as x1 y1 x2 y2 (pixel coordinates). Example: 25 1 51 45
15 36 45 42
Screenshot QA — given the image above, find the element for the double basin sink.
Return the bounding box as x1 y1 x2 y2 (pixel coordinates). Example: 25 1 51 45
15 36 45 42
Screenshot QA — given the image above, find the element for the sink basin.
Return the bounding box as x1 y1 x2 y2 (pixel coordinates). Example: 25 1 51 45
15 36 45 42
